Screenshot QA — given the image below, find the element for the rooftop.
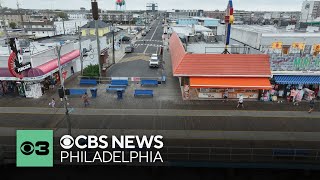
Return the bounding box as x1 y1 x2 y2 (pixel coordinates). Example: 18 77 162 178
232 25 320 36
81 20 110 29
169 32 271 77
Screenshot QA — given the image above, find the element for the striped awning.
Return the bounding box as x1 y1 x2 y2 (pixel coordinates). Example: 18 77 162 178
274 75 320 85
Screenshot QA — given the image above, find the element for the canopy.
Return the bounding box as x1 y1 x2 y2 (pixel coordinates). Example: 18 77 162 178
274 75 320 85
190 77 272 89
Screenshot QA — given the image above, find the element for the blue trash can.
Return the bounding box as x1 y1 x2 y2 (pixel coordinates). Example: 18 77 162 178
117 90 123 99
90 88 97 98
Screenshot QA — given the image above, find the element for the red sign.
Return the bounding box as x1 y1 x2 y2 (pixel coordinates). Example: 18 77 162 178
62 71 68 80
8 52 23 79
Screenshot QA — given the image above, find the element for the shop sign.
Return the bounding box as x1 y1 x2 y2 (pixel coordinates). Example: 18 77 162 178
237 93 258 99
8 52 32 79
199 93 222 99
293 57 320 69
270 55 320 71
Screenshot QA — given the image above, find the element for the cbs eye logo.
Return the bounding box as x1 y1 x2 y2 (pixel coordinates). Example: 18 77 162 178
60 135 74 149
20 141 50 156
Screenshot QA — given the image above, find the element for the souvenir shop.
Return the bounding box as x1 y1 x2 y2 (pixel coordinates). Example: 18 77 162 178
262 75 320 102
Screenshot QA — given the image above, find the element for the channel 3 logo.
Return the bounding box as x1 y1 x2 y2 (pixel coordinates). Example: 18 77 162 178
16 130 53 167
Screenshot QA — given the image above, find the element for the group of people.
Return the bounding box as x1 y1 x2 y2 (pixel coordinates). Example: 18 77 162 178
49 93 90 108
222 88 317 112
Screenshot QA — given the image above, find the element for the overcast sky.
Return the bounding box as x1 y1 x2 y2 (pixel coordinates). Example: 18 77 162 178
1 0 304 11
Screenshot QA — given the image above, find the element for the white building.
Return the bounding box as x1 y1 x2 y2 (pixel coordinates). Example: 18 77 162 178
54 20 88 35
67 12 87 20
301 0 320 22
22 21 55 39
231 25 320 52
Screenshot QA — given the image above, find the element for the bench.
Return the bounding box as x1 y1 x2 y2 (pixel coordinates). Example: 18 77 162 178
111 80 128 86
106 88 125 92
107 84 127 89
80 79 97 85
141 80 158 86
69 89 87 95
134 89 153 97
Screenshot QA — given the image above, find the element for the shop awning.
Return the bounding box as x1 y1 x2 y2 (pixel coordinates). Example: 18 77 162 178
274 75 320 85
190 77 272 89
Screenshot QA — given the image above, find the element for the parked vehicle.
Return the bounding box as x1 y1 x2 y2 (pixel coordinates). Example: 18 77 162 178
125 45 134 53
149 54 159 68
141 31 147 36
121 36 131 42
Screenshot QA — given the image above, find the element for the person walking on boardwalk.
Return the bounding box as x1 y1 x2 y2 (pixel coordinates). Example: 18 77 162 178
237 95 244 108
308 97 316 113
49 98 55 108
82 93 89 107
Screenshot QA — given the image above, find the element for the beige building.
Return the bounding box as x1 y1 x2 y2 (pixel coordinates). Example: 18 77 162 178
1 13 31 26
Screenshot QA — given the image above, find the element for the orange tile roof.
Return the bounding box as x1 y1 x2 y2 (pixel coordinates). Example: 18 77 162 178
169 33 187 73
169 33 271 77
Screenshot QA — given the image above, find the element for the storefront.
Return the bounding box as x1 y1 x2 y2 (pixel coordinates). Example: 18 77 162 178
189 77 271 100
0 50 80 98
169 32 272 100
269 75 320 101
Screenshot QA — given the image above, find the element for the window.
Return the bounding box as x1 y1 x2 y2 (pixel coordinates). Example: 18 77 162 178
282 46 290 55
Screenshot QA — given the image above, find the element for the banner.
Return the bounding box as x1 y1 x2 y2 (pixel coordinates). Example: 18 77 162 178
313 44 320 52
271 42 283 49
292 42 305 50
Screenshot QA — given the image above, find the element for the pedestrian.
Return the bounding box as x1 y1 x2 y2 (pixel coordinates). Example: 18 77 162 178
308 97 316 113
223 89 229 102
49 98 55 108
143 40 145 44
237 95 244 108
82 92 89 107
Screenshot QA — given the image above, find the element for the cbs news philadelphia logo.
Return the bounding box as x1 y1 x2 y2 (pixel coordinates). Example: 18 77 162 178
16 130 53 167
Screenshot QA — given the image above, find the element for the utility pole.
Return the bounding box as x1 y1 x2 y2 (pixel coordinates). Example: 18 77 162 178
78 26 84 75
16 0 24 28
0 2 10 54
112 24 115 64
56 45 71 135
92 0 102 77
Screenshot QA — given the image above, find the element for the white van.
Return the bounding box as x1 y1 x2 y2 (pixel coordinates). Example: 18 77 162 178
149 54 159 68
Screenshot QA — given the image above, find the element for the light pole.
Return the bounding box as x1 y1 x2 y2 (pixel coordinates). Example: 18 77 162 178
56 45 71 135
92 0 102 77
78 26 84 75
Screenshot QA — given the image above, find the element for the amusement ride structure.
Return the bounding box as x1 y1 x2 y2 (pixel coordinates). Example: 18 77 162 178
115 0 126 10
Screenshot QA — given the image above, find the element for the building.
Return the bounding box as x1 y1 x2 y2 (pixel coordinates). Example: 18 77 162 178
22 21 55 38
166 9 204 19
146 2 158 13
81 20 111 37
301 0 320 22
231 25 320 52
169 32 272 100
230 25 320 101
86 10 138 25
55 20 88 35
204 10 225 21
67 12 87 20
0 35 109 98
1 13 31 26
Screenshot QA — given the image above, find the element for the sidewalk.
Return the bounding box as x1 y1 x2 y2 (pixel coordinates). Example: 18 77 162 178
1 107 319 118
